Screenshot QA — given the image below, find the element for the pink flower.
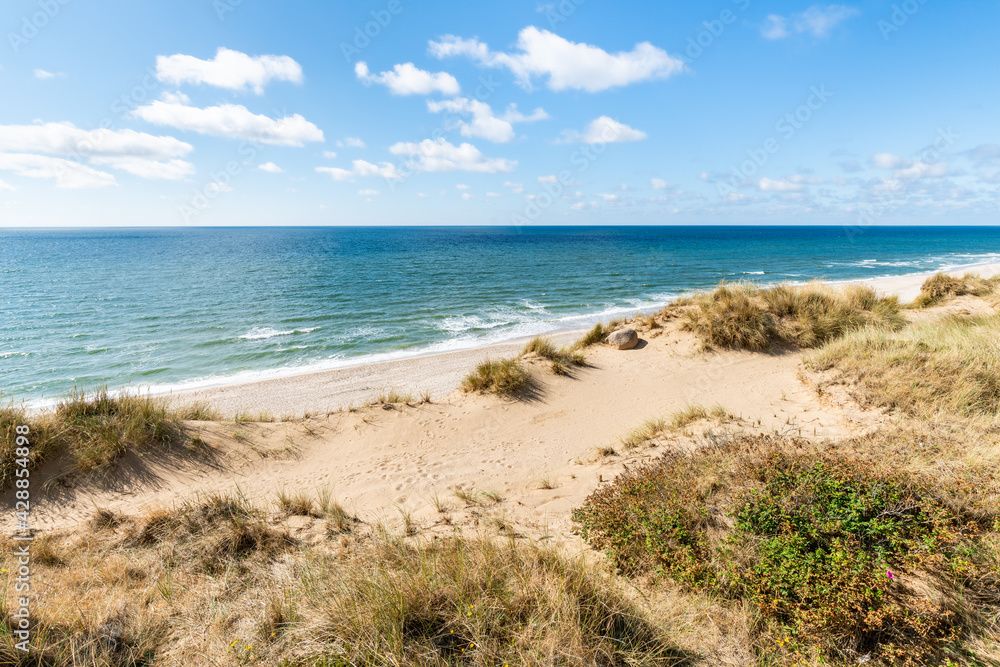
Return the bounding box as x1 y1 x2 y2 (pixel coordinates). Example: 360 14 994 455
886 570 895 580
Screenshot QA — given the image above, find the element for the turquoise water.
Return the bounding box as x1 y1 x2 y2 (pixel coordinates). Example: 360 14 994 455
3 226 1000 403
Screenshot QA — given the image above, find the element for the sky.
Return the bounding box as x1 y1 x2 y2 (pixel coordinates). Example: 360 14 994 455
0 0 998 227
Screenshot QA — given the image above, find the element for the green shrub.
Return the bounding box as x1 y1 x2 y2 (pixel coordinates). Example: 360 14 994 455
574 435 995 665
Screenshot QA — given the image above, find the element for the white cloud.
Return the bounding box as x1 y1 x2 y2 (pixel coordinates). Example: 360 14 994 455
559 116 647 144
0 153 116 188
156 47 303 94
456 183 470 189
258 162 283 173
758 177 805 192
352 159 402 179
355 61 459 96
0 121 194 181
871 153 947 180
595 193 619 201
538 175 558 183
132 98 324 146
315 159 402 182
388 138 516 173
316 166 355 182
0 179 16 191
0 122 191 160
337 137 366 148
762 5 859 40
486 191 501 198
872 152 906 169
417 192 429 198
89 156 194 180
34 69 62 80
426 98 548 143
460 192 474 200
322 150 338 159
429 26 683 92
358 189 379 196
503 180 524 194
650 178 669 189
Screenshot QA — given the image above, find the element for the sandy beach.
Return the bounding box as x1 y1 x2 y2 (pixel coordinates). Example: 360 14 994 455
170 262 1000 416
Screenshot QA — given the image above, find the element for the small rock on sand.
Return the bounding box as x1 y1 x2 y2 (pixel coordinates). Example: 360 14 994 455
607 328 639 350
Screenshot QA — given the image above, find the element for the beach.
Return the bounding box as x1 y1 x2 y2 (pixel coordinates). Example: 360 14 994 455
169 262 1000 416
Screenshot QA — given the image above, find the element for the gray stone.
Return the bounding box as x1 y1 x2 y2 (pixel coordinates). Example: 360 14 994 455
606 327 639 350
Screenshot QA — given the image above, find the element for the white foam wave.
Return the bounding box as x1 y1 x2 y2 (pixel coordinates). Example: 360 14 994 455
240 326 319 341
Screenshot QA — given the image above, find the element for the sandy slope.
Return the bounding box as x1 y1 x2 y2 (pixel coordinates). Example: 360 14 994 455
10 263 996 540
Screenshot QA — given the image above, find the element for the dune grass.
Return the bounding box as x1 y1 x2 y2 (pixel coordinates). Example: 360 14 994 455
521 336 586 375
0 388 215 488
575 432 1000 666
809 313 1000 418
617 405 732 450
461 357 533 398
0 492 688 666
679 281 904 351
911 272 1000 308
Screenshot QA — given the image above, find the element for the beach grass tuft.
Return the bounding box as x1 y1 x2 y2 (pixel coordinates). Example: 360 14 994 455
461 357 533 398
680 281 904 350
521 336 586 374
911 271 1000 308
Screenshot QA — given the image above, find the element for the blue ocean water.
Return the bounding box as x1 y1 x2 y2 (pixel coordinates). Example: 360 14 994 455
2 226 1000 403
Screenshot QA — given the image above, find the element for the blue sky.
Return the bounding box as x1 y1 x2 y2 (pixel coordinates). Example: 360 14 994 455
0 0 997 226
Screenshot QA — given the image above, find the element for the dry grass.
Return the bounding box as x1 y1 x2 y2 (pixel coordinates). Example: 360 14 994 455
809 313 1000 417
911 272 1000 308
461 357 534 398
521 336 586 375
0 388 214 489
618 405 732 450
679 281 903 351
0 493 689 666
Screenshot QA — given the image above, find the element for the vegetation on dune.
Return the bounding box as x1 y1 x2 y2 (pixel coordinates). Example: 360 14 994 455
461 357 533 398
809 313 1000 417
0 493 687 666
0 388 217 488
521 336 586 375
911 272 1000 308
678 281 904 351
574 434 1000 666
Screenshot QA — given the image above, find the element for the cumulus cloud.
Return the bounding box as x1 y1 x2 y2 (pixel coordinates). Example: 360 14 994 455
316 160 402 182
34 69 62 79
456 183 471 189
650 178 669 190
355 61 459 96
758 177 805 192
0 153 117 188
358 189 379 196
429 26 683 92
871 152 948 179
0 179 15 191
258 162 283 173
132 97 324 146
426 98 548 143
337 137 366 148
322 150 337 159
156 47 303 94
538 175 558 183
388 138 516 173
503 181 524 194
559 116 647 144
0 121 194 182
762 5 859 40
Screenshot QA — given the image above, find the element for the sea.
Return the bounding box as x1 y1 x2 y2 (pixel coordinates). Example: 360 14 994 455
3 225 1000 404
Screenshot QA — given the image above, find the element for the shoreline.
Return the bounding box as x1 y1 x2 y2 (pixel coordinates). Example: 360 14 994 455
168 261 1000 415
